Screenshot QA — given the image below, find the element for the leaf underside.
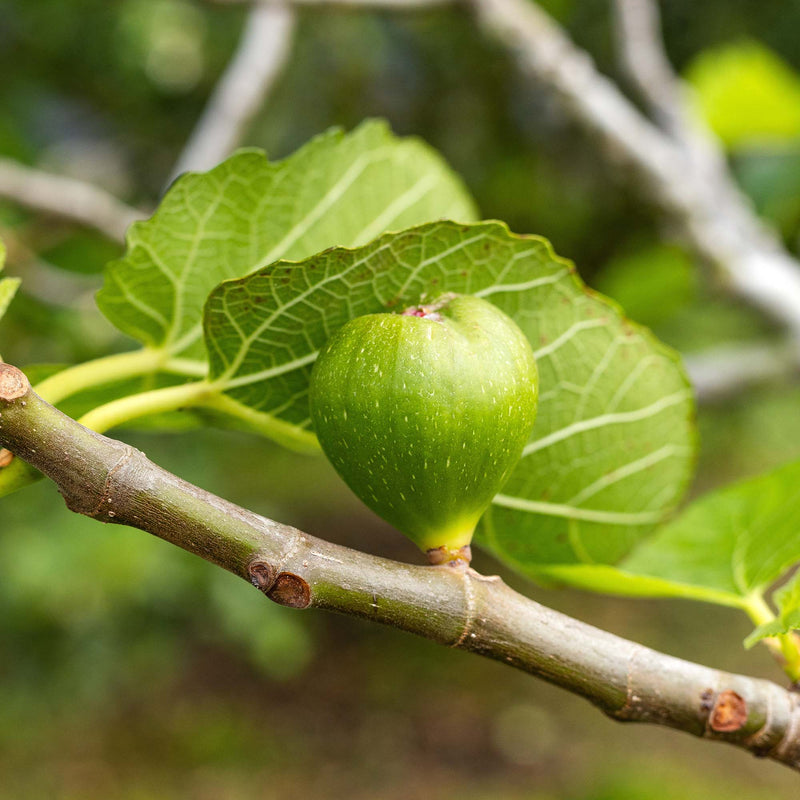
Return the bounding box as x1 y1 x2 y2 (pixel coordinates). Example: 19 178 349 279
97 121 767 601
97 120 478 360
203 220 696 574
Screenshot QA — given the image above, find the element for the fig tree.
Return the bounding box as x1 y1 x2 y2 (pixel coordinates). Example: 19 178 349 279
309 293 538 566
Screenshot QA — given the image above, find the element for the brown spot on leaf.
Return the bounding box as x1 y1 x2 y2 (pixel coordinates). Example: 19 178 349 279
709 690 747 732
267 572 311 609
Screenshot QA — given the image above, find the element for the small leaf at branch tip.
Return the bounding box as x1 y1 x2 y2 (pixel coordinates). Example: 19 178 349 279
0 364 29 401
267 572 311 609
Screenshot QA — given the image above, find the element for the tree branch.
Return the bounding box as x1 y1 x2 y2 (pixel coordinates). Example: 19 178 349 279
169 1 297 182
685 343 800 402
206 0 452 8
473 0 800 342
469 0 800 345
612 0 699 148
0 158 144 244
201 0 800 396
1 361 800 770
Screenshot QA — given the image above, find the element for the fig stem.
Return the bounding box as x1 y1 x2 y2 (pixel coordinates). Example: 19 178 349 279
426 544 473 568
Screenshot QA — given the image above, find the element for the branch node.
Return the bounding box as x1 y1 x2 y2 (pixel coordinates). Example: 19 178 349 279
267 572 311 609
85 445 138 518
248 560 277 592
0 364 29 402
452 571 477 648
616 644 646 718
743 683 785 756
700 687 715 713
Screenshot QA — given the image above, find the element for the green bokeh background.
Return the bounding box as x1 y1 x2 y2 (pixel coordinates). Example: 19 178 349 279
2 0 800 796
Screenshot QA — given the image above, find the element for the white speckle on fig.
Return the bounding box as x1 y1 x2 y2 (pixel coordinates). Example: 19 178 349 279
309 293 538 560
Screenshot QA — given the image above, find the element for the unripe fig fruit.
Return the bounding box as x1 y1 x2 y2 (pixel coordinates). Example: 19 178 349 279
309 293 538 566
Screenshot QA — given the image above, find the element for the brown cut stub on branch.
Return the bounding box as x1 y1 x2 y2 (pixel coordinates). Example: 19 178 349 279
0 364 29 401
267 572 311 609
709 690 748 732
0 449 13 468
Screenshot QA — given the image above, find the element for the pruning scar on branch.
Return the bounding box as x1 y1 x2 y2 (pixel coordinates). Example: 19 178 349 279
2 360 800 771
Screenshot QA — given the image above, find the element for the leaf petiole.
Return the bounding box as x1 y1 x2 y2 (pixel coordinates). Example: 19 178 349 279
77 380 214 433
33 347 206 405
0 349 211 498
76 379 320 453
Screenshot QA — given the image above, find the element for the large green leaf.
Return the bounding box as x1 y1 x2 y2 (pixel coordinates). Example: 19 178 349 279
204 220 695 567
544 459 800 610
97 120 477 361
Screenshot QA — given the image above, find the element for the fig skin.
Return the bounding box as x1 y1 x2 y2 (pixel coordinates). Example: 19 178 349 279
309 293 538 564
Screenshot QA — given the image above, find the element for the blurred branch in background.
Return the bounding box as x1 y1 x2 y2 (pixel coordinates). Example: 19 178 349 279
187 0 800 400
0 158 144 244
0 226 100 308
611 0 800 400
3 0 800 402
472 0 800 345
684 343 800 403
613 0 709 151
169 1 297 182
207 0 452 7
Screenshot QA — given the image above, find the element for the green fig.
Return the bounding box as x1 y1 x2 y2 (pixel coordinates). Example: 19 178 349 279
309 293 538 565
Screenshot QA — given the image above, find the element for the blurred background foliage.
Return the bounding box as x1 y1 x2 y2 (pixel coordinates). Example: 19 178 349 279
1 0 800 796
